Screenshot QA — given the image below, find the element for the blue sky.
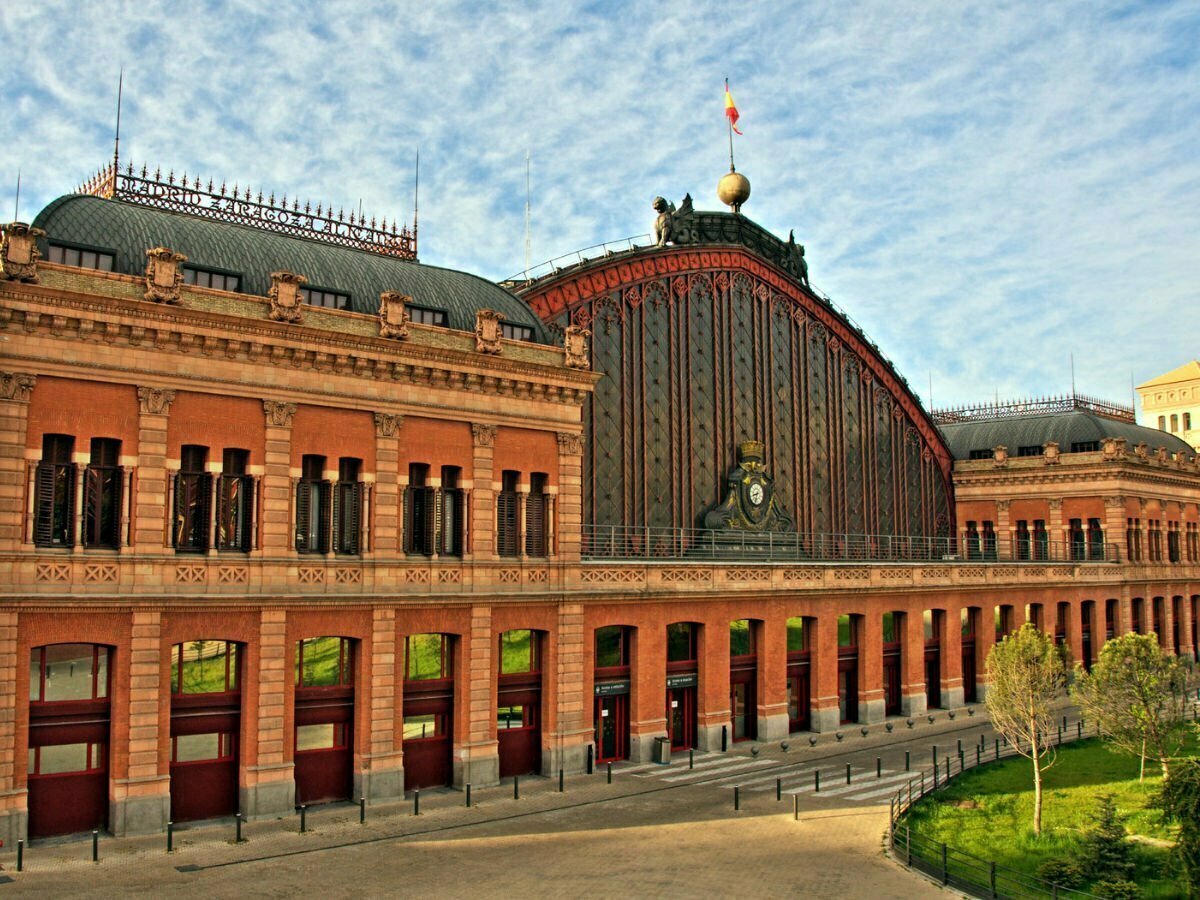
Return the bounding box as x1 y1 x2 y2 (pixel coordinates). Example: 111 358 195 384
3 0 1198 410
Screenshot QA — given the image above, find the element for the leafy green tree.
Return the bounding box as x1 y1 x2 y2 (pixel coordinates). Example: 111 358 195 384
1157 754 1200 894
1071 633 1190 780
985 623 1067 835
1081 794 1136 883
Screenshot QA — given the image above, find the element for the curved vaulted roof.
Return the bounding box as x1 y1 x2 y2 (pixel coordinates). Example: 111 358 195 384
31 194 550 343
939 410 1194 460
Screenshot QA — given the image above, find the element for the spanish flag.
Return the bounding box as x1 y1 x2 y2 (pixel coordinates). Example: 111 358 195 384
724 79 743 135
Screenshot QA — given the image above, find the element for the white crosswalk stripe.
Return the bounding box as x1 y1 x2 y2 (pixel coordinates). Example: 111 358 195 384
660 757 775 783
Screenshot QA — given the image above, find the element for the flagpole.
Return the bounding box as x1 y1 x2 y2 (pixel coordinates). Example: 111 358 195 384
726 77 736 172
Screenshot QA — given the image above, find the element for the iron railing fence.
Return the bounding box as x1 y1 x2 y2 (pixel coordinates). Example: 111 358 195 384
580 525 1121 564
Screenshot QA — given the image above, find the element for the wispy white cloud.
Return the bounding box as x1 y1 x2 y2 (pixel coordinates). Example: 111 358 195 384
2 0 1197 411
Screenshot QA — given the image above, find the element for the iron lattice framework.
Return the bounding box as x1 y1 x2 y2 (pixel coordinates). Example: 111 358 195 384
931 393 1135 425
77 162 417 260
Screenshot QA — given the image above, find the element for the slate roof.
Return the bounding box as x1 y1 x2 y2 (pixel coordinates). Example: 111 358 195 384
31 194 551 343
939 410 1194 460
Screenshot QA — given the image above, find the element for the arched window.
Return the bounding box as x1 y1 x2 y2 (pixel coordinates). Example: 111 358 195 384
1158 415 1167 430
295 636 353 687
171 640 239 694
1185 412 1192 431
1170 414 1179 432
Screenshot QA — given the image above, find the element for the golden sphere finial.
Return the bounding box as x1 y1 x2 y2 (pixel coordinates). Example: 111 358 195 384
718 170 751 213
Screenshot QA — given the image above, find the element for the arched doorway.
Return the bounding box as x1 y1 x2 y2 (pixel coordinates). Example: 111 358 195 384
294 636 354 805
498 629 542 777
169 640 240 822
403 633 454 790
665 623 698 751
786 617 811 731
593 625 631 764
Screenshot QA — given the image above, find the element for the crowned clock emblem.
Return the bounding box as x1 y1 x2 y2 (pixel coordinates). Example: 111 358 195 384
703 440 793 532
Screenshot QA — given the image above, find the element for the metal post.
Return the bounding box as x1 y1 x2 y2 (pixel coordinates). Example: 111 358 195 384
932 745 938 764
466 784 472 808
236 813 243 842
1062 715 1068 730
300 804 307 833
558 769 564 793
814 770 820 793
876 757 882 778
906 825 912 866
933 764 938 789
995 738 1000 760
414 790 420 816
167 820 174 853
990 861 997 898
776 777 782 801
16 838 22 872
905 750 910 771
846 763 852 785
722 726 728 752
976 745 981 766
794 794 799 821
689 748 694 769
734 786 740 810
360 797 367 822
1077 721 1082 739
587 745 594 775
942 842 949 884
958 749 965 770
514 776 520 800
607 763 612 784
92 829 99 863
957 738 963 754
945 758 951 780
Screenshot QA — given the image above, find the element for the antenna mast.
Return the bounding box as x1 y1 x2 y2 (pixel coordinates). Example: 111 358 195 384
413 149 419 258
113 68 124 178
13 169 19 222
524 150 531 274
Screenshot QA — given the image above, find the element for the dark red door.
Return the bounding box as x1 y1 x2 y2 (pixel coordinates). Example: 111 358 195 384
787 663 811 732
28 705 110 838
961 641 977 704
883 649 902 715
498 675 540 778
594 694 628 763
403 679 453 790
925 649 941 709
667 687 696 750
730 662 757 742
170 697 239 822
294 687 353 805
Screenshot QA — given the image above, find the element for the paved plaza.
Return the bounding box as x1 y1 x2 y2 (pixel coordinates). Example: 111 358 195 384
0 714 1024 898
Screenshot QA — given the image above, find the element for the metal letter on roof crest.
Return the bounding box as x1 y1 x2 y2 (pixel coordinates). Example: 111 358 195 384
703 440 793 532
143 247 187 304
0 223 45 283
475 309 504 354
268 271 308 323
378 291 410 340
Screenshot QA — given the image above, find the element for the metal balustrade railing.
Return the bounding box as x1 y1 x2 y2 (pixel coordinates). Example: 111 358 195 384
580 525 1121 564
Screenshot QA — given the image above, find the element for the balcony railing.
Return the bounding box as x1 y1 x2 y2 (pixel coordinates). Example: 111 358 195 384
580 525 1121 564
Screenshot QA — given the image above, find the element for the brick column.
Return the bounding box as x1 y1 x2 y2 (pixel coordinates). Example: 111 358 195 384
1104 496 1126 561
372 414 401 556
1048 498 1064 559
261 402 296 553
455 604 498 786
0 373 34 551
1065 600 1084 667
470 425 496 560
630 624 666 763
899 607 927 716
1162 596 1176 655
757 615 789 740
995 500 1011 560
556 432 583 560
858 613 885 724
243 609 294 817
810 613 840 732
112 610 169 834
544 602 588 774
1178 596 1195 663
941 608 964 709
0 611 22 846
974 601 995 701
360 608 402 800
696 618 730 750
1117 588 1134 636
134 388 175 551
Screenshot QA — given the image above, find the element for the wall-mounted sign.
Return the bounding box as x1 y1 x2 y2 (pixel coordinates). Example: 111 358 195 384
594 679 631 697
666 673 697 689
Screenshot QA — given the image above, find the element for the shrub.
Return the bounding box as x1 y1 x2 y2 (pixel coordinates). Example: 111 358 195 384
1091 880 1142 900
1036 858 1085 890
1081 794 1135 882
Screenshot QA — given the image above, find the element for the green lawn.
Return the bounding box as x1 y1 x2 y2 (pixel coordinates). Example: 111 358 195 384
901 733 1199 898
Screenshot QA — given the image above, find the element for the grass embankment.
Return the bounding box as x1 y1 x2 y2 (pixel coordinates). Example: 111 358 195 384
902 733 1199 898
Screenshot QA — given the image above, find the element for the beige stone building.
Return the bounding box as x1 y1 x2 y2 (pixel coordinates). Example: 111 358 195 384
1139 360 1200 452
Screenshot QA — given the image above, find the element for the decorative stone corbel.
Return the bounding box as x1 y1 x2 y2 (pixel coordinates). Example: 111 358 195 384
268 271 308 323
378 291 410 340
1102 437 1127 461
136 387 176 415
1134 442 1149 461
471 422 496 447
0 222 45 282
374 412 403 437
1104 495 1126 510
556 431 583 455
143 247 188 303
262 400 297 427
563 325 591 370
475 309 504 354
1042 441 1060 464
992 445 1008 467
1155 446 1169 463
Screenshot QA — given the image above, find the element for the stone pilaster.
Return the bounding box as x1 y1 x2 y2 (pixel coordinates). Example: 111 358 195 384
810 614 841 732
261 401 296 553
994 500 1011 561
359 608 403 801
858 613 886 724
556 432 583 560
372 414 402 556
756 616 790 740
1104 496 1126 562
134 388 175 551
242 609 294 817
470 425 495 559
1047 498 1064 556
543 602 588 775
111 611 170 835
1178 597 1195 663
0 373 34 551
454 605 498 786
900 609 927 717
941 608 964 709
0 611 23 846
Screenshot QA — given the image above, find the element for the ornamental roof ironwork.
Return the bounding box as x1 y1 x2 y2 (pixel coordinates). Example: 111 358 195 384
931 393 1134 425
77 162 416 260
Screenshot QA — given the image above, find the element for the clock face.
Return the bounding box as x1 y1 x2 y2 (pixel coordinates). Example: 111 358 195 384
748 483 764 506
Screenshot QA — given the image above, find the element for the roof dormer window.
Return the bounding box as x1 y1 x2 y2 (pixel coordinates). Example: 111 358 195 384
47 242 114 272
183 265 241 292
408 305 448 327
301 287 350 310
500 323 534 342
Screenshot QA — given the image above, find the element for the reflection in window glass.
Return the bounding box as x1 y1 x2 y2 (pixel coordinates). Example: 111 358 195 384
594 626 625 668
31 644 108 702
406 634 446 681
173 732 233 763
403 714 442 740
666 623 696 662
923 610 937 641
730 620 753 656
29 742 104 775
296 637 352 687
499 630 534 675
296 723 346 751
786 617 806 653
882 612 897 644
497 705 528 730
837 615 856 648
172 641 238 694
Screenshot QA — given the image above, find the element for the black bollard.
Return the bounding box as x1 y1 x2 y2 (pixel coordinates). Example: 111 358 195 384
414 790 420 816
794 794 799 821
876 757 882 778
514 776 520 800
722 725 728 752
994 738 1000 760
776 777 782 801
734 786 740 811
932 745 938 764
846 763 851 785
945 758 950 780
976 745 981 766
236 812 244 843
607 763 612 784
92 829 99 863
957 739 963 754
361 797 367 823
587 744 594 775
558 768 564 793
814 770 820 793
1077 721 1082 739
167 820 174 853
689 748 694 769
300 804 307 833
466 784 472 808
958 749 965 770
905 750 910 771
16 838 22 872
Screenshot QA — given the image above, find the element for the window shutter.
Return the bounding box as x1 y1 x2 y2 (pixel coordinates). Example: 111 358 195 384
34 463 58 547
337 482 361 555
197 473 213 551
173 472 186 548
239 475 254 551
526 494 545 557
402 486 415 553
423 487 437 555
497 491 518 557
295 481 312 552
110 467 124 549
317 481 332 553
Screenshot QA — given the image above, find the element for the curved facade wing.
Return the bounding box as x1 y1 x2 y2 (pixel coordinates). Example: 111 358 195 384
518 223 954 538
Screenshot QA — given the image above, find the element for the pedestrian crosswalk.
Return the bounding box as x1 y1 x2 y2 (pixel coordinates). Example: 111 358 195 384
615 751 922 806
